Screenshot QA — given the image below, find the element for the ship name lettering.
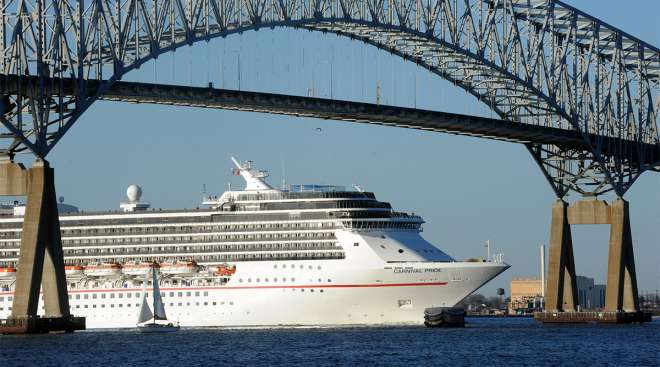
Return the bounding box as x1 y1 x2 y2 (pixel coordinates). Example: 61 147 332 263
393 268 443 274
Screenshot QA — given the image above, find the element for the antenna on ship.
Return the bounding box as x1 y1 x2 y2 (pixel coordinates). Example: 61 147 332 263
281 156 287 190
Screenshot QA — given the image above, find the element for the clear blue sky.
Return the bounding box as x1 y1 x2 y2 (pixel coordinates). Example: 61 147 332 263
21 0 659 296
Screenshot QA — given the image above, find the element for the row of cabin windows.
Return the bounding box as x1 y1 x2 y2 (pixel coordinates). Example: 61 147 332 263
234 191 375 201
343 221 420 230
69 291 210 300
68 300 234 310
0 251 346 266
58 232 334 246
1 241 338 254
59 222 333 236
0 222 337 240
273 264 323 270
237 278 332 284
61 242 338 255
1 284 331 307
234 200 391 211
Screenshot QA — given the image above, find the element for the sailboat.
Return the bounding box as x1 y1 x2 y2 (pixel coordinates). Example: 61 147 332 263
137 267 180 333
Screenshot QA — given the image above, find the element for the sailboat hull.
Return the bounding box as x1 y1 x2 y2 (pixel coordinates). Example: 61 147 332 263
137 324 180 333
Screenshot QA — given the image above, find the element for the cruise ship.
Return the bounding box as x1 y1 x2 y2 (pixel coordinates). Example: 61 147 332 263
0 158 508 328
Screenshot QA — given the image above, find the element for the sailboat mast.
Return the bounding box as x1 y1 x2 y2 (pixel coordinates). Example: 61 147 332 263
152 267 157 325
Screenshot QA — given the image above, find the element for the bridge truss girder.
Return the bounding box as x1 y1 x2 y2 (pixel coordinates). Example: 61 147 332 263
0 0 658 198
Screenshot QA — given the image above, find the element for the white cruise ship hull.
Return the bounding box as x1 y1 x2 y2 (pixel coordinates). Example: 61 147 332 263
0 259 506 328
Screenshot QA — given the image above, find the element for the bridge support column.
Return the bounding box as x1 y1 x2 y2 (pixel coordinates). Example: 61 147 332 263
536 198 649 324
605 199 639 312
545 200 578 312
0 159 84 334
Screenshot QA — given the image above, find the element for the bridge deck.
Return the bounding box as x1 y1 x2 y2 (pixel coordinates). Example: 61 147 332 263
1 76 658 165
102 82 660 166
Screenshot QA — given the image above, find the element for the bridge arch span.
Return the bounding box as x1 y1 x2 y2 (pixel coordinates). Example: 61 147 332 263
1 0 658 196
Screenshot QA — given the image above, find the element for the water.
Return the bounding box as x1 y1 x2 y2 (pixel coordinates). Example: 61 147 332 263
1 318 658 366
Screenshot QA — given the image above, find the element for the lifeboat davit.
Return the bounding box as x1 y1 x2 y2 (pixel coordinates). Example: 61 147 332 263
123 261 160 276
84 263 122 277
160 260 198 275
0 266 16 278
214 264 236 277
64 265 85 276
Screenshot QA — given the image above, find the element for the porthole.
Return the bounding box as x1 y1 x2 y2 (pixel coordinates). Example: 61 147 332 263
398 249 404 254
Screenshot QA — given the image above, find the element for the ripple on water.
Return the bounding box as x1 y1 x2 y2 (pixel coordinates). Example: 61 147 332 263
1 318 659 367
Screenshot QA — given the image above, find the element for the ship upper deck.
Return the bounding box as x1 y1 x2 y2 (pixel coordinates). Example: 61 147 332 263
0 158 423 229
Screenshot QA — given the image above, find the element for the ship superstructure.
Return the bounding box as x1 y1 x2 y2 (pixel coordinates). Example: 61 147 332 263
0 158 508 328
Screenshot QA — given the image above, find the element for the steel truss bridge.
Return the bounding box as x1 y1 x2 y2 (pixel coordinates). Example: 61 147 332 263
0 0 659 198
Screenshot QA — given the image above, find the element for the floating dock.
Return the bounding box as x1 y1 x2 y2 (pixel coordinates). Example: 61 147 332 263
0 316 86 334
534 311 652 324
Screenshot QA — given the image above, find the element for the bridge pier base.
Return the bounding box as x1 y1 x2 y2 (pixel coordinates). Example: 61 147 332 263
535 198 650 324
0 159 85 334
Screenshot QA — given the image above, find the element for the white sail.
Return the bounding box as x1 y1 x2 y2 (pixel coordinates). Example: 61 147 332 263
137 272 153 324
151 268 167 320
137 296 153 324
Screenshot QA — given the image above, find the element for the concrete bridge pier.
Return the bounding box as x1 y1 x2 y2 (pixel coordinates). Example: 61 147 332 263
544 200 578 312
0 159 85 334
536 198 650 324
605 199 639 313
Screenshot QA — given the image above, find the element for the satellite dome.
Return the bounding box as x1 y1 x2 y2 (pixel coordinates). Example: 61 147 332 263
126 185 142 202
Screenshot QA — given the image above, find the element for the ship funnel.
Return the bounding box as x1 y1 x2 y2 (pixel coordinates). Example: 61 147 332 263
230 157 276 191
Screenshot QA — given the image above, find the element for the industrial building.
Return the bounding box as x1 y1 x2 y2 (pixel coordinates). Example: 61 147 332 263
509 276 606 313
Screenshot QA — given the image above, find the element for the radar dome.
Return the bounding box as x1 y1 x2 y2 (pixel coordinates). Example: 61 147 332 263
126 185 142 202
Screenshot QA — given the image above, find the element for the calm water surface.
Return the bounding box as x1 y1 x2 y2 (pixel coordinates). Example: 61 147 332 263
1 318 658 366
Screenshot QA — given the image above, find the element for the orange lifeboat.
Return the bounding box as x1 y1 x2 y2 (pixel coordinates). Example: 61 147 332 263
0 266 16 278
84 262 122 277
160 260 198 275
123 261 160 276
64 265 85 276
214 264 236 276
